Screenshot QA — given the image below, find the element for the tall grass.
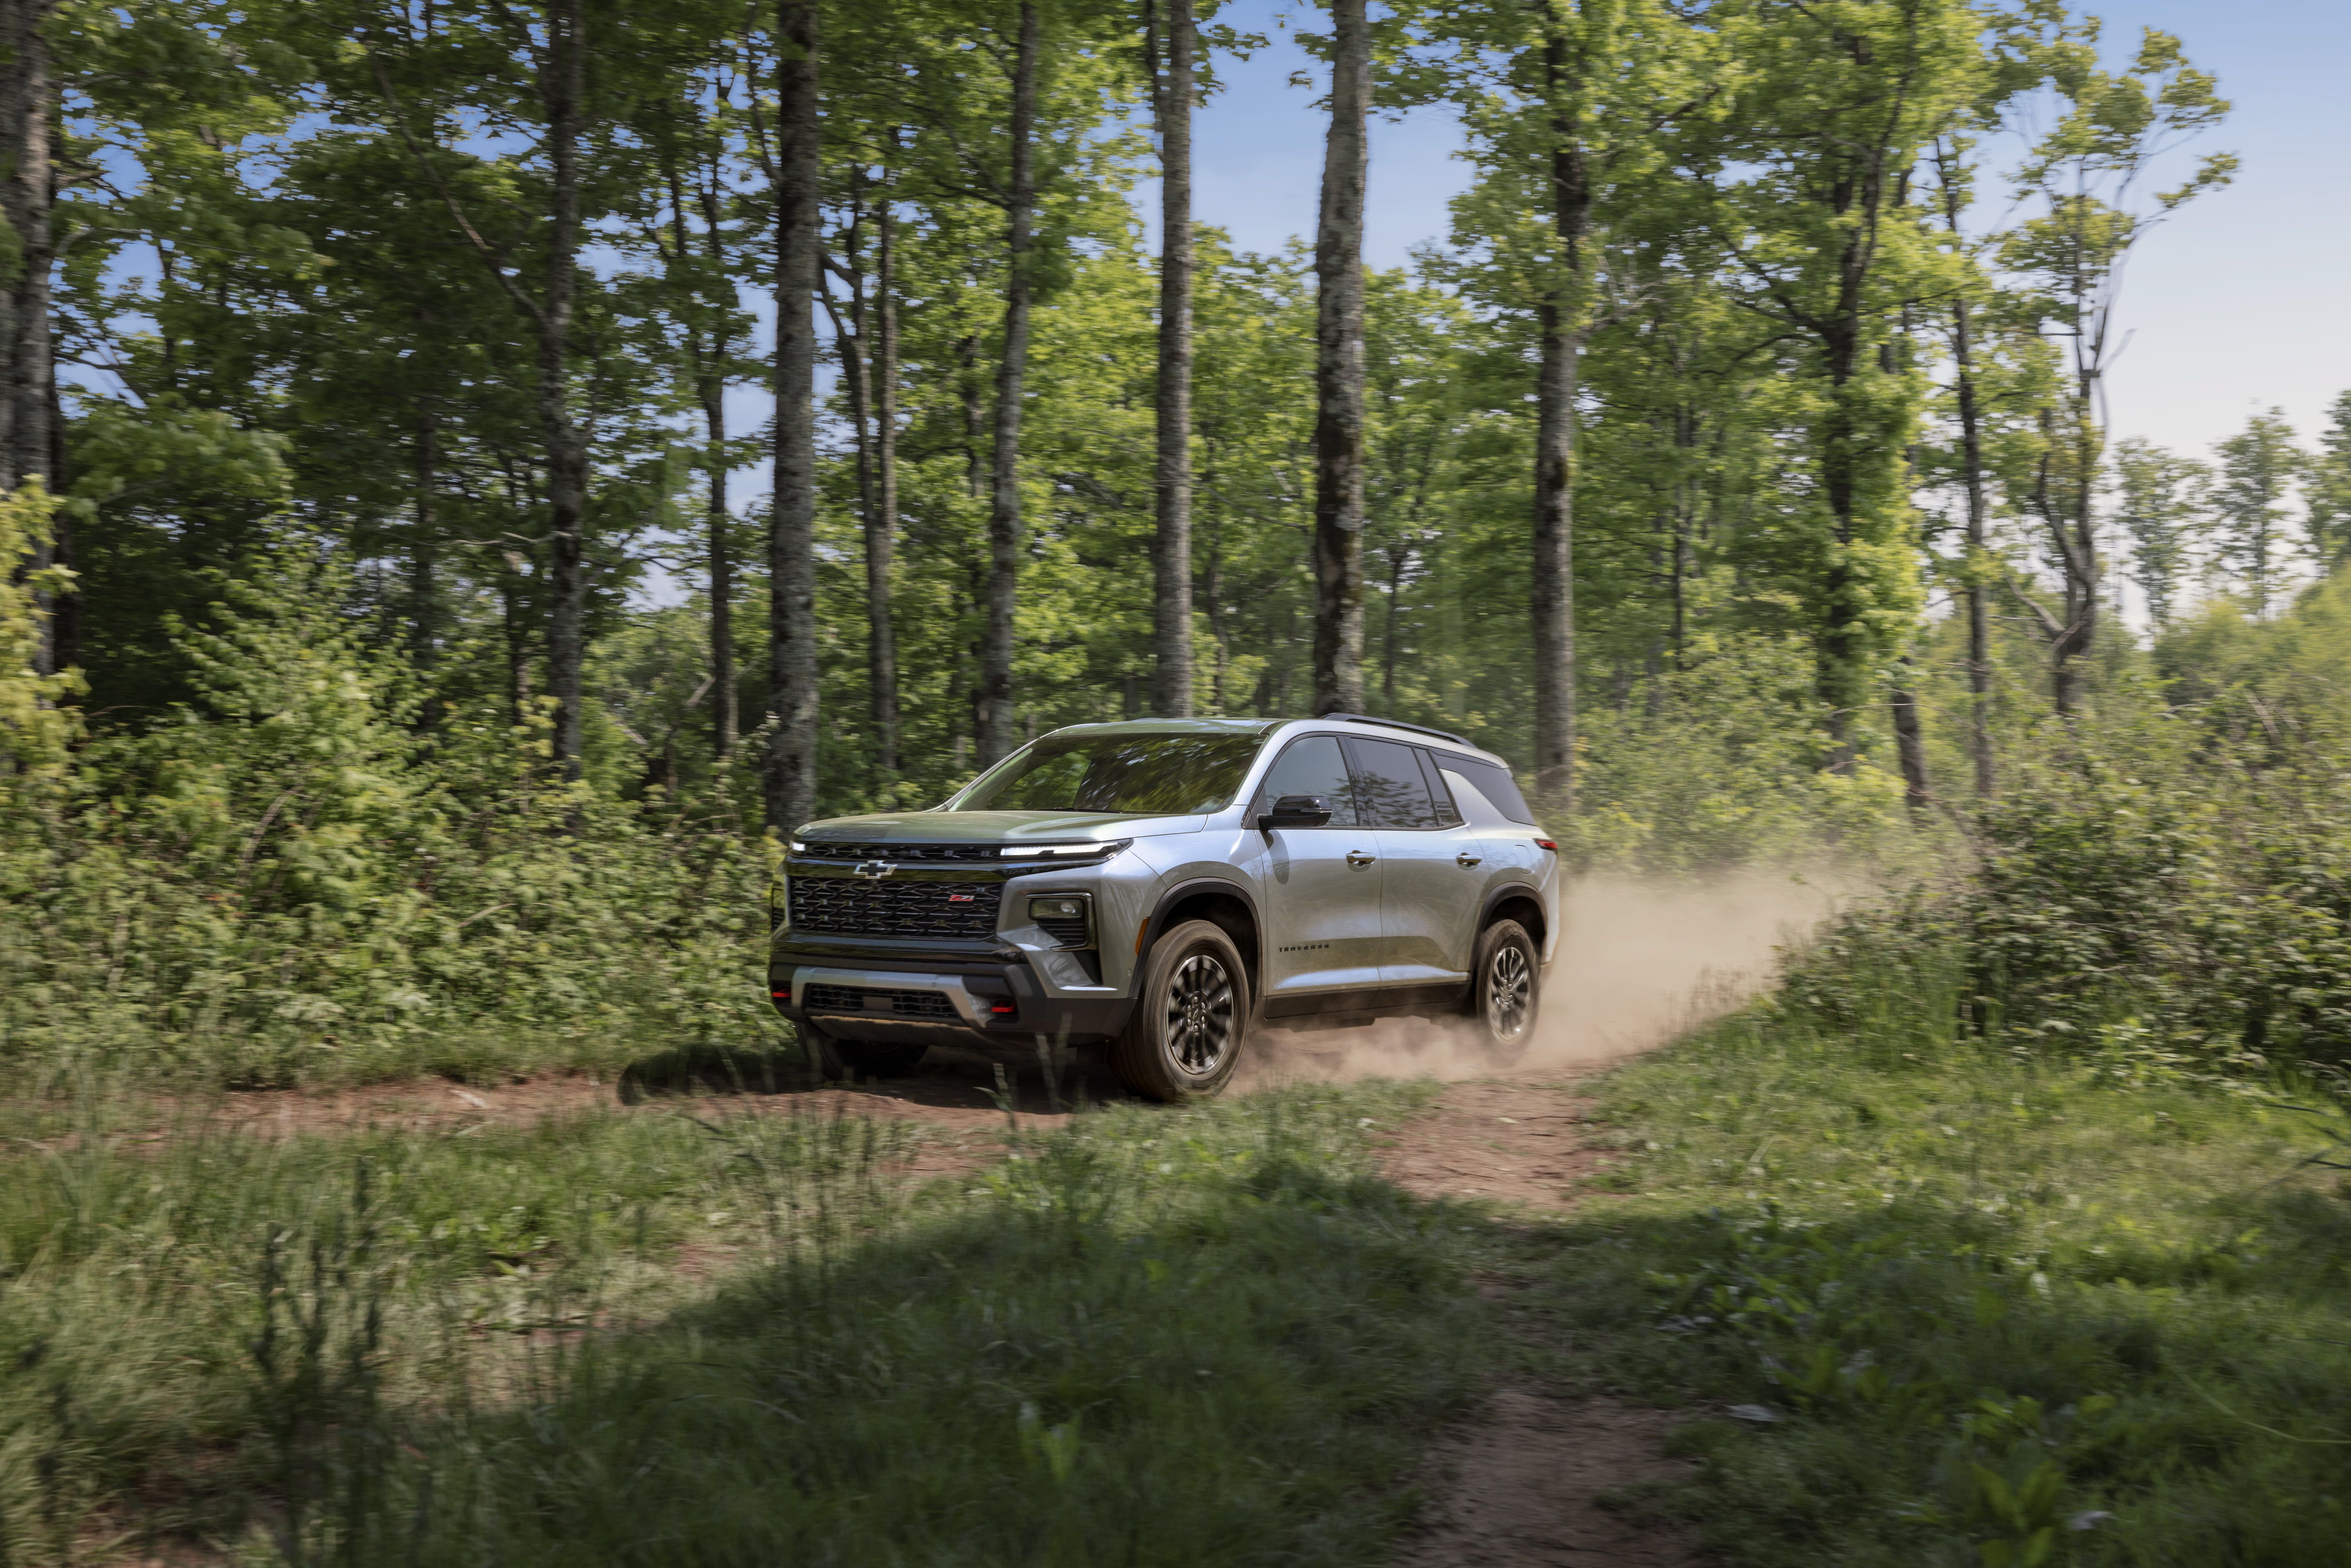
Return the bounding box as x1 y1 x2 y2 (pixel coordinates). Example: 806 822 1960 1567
0 1079 1473 1563
1512 931 2351 1567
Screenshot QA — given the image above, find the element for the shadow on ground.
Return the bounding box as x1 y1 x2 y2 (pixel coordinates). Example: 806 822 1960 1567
617 1037 1126 1118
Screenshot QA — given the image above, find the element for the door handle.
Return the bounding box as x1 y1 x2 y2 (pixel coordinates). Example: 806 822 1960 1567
1346 850 1377 867
1455 852 1482 867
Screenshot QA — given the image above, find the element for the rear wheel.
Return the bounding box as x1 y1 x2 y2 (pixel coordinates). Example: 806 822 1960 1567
1109 919 1250 1102
804 1027 929 1082
1470 919 1538 1066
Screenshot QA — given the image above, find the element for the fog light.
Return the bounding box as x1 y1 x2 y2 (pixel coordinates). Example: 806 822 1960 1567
1026 894 1094 949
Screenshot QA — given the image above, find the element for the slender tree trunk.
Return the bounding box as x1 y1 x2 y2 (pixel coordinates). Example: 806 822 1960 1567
410 411 438 671
978 0 1040 765
530 0 591 784
869 153 901 777
685 153 739 760
1311 0 1369 718
5 2 58 672
1149 0 1195 717
1934 144 1994 796
765 0 822 830
702 377 735 757
2056 380 2099 713
957 331 985 499
43 353 68 670
1380 541 1407 712
1952 296 1994 794
1529 22 1587 810
1204 494 1226 712
1891 656 1931 817
502 560 531 730
830 181 892 785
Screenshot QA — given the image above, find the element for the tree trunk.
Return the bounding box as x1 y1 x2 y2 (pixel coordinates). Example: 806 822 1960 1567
533 0 590 784
1529 22 1587 811
410 411 438 671
1890 659 1931 818
4 2 58 673
687 143 739 760
765 0 822 831
1311 0 1369 718
1952 295 1994 794
978 0 1040 765
1148 0 1195 718
1934 144 1994 796
831 177 893 785
869 151 901 777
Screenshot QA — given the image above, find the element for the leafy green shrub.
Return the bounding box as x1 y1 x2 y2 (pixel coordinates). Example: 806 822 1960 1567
0 547 784 1087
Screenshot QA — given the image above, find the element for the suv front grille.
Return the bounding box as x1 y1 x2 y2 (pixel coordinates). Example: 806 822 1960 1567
797 841 1001 863
788 876 1002 940
801 984 958 1020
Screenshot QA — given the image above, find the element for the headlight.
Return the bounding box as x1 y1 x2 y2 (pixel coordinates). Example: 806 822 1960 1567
999 839 1130 862
1026 894 1094 949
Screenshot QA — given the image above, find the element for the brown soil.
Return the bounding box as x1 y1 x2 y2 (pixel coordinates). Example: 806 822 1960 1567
1376 1077 1611 1210
1380 1078 1706 1568
105 1043 1090 1154
1396 1389 1701 1567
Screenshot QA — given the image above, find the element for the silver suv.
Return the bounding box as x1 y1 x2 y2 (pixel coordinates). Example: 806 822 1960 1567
767 715 1559 1100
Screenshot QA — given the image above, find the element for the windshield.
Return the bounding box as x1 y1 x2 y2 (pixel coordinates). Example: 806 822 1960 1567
951 732 1266 815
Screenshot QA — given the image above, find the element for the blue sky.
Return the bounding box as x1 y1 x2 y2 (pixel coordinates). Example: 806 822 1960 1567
1184 0 2351 459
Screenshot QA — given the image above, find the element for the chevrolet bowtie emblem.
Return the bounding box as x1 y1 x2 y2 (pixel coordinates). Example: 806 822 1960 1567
852 860 895 880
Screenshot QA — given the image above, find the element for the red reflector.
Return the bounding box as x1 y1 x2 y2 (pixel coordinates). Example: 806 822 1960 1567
1533 839 1558 852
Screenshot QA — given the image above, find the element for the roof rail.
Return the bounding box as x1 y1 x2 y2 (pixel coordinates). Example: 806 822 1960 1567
1320 712 1474 748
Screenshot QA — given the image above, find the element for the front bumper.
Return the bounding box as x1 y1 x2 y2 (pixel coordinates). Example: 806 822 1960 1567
766 947 1136 1053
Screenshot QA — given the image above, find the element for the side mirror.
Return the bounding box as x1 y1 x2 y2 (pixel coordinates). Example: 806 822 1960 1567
1255 793 1333 831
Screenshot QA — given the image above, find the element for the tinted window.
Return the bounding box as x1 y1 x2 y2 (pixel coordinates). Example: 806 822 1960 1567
1255 736 1359 827
1350 738 1442 829
955 732 1265 815
1416 749 1463 827
1450 758 1537 824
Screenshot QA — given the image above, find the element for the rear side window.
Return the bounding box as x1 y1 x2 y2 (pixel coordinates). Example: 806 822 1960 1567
1414 749 1463 827
1348 738 1443 829
1448 757 1538 824
1255 735 1359 827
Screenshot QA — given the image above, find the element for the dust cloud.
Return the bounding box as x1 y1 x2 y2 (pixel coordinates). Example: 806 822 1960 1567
1240 869 1864 1086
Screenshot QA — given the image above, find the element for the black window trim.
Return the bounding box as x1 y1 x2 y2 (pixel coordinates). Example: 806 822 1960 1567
1413 746 1465 829
1252 732 1366 828
1337 734 1451 833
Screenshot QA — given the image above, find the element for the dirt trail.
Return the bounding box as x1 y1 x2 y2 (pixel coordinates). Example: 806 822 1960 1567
1373 1075 1704 1566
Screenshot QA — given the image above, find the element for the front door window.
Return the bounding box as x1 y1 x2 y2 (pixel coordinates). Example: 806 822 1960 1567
1251 736 1382 994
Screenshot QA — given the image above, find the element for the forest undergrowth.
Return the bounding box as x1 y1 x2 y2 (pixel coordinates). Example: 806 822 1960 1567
1505 932 2351 1568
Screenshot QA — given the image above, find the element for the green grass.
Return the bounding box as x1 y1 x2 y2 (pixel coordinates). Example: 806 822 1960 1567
18 954 2351 1566
0 1085 929 1557
0 1075 1474 1565
1491 963 2351 1566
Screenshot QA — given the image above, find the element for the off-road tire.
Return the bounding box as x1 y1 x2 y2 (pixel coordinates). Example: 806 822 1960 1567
1109 919 1250 1102
1470 919 1539 1066
804 1027 928 1082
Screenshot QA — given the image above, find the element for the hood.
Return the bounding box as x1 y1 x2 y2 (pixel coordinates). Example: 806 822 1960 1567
795 809 1204 843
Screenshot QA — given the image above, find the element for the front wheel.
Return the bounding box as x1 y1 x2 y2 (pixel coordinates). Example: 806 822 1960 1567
805 1027 929 1082
1469 919 1539 1066
1109 919 1250 1102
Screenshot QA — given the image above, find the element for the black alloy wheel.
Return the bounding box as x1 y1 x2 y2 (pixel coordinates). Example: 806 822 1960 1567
1470 919 1539 1065
1110 919 1250 1101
